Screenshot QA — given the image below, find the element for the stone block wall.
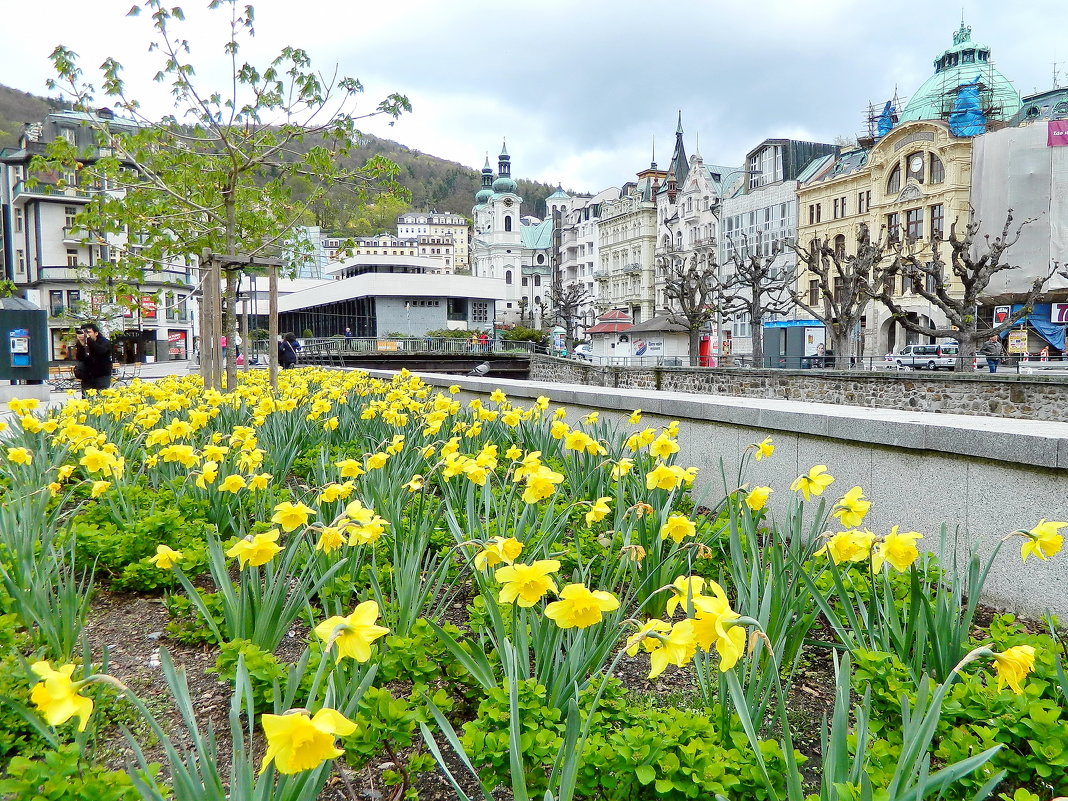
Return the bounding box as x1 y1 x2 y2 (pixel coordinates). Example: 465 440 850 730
529 355 1068 421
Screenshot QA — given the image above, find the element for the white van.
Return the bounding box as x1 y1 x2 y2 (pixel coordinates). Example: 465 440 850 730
892 342 961 371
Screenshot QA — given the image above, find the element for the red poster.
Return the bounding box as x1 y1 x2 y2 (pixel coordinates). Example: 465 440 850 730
1048 120 1068 147
141 295 157 319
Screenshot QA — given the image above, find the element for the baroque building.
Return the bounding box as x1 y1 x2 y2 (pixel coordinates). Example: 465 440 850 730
471 144 553 326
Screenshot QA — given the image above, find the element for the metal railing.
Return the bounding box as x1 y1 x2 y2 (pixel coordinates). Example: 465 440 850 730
250 336 544 365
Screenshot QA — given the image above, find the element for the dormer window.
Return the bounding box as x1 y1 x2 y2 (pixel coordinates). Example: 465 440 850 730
961 49 975 63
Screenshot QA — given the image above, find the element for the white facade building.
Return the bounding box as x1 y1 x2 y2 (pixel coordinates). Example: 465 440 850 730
396 211 470 273
555 187 620 336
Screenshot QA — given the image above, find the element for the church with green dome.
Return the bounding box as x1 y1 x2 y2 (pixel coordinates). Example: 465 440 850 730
899 22 1021 126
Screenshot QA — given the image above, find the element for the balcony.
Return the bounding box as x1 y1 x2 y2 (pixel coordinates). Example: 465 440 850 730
623 263 642 275
38 266 85 280
593 270 609 281
62 226 90 244
12 181 91 203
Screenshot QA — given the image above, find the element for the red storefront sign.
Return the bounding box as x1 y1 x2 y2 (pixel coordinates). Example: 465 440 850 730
141 296 157 319
168 330 187 356
1048 120 1068 147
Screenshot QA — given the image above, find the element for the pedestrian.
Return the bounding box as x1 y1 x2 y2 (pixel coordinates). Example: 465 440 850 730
469 332 478 353
74 323 113 396
344 327 353 338
278 332 300 369
220 334 228 361
479 331 489 353
978 335 1005 373
234 332 243 359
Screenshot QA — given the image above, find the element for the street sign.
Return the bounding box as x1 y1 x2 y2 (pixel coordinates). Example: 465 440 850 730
993 305 1011 324
1051 303 1068 324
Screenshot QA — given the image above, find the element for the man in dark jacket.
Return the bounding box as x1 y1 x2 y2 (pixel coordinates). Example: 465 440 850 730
75 324 113 395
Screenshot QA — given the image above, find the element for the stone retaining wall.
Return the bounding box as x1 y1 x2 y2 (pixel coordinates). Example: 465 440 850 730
529 355 1068 422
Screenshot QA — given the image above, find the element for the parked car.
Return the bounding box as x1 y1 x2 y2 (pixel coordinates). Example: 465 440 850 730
891 342 961 371
574 343 592 361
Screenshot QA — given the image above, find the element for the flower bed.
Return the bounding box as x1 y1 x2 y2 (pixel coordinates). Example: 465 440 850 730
1 368 1066 801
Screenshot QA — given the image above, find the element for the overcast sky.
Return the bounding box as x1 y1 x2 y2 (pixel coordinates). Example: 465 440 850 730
2 0 1064 196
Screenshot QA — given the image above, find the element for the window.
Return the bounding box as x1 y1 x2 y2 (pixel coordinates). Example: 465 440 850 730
887 165 901 194
732 311 752 338
905 208 924 241
886 212 900 243
66 290 80 312
504 215 512 232
808 279 819 306
833 198 839 218
15 250 25 275
857 192 866 214
815 203 821 223
834 234 846 258
929 154 945 183
533 274 541 287
14 208 22 233
930 204 944 239
471 301 489 323
833 277 845 304
66 248 79 267
64 206 77 228
49 290 64 316
906 151 925 184
522 276 529 287
505 270 512 285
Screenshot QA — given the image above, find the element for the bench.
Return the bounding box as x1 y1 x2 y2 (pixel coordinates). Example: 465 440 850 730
48 365 79 392
112 362 142 386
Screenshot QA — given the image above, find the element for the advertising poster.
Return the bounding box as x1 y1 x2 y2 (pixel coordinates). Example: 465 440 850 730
1007 329 1028 354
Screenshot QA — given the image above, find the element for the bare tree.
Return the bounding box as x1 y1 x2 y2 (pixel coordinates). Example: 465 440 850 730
663 254 720 366
875 210 1054 363
722 237 794 368
792 223 893 364
549 282 592 356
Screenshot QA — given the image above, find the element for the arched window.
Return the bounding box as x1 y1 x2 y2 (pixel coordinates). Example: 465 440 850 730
505 270 513 285
906 151 925 183
662 234 671 249
887 165 901 194
675 231 683 249
534 274 541 287
834 234 846 258
504 215 513 232
929 154 945 183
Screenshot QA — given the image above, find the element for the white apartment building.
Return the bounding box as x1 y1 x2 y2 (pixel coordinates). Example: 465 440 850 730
554 187 620 335
596 164 661 324
396 211 470 273
1 109 196 363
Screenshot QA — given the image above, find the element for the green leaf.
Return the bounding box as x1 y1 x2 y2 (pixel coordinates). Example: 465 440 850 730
635 764 656 785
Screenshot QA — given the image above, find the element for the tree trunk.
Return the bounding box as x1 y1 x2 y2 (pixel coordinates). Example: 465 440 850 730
689 328 701 367
751 320 764 368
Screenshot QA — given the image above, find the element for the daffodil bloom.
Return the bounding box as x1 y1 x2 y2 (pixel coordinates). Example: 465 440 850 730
317 483 349 504
625 619 670 655
521 465 565 504
249 473 272 490
504 445 523 461
474 536 524 569
202 444 229 462
403 475 424 492
57 464 75 481
47 481 62 497
218 474 246 493
585 497 612 526
691 590 746 671
323 416 339 431
8 397 40 416
260 708 356 775
648 619 698 679
790 465 835 501
874 526 923 571
345 516 388 545
315 527 345 554
550 420 570 440
753 437 774 460
7 447 32 466
649 434 680 460
90 480 111 498
1020 519 1066 561
149 544 183 569
271 501 315 533
20 415 44 434
544 583 620 628
660 513 696 544
645 463 682 491
832 486 871 528
495 560 560 607
314 600 390 662
335 459 365 478
490 388 507 404
666 575 706 616
366 452 389 471
583 411 599 425
628 409 643 424
448 384 460 394
622 544 646 563
195 461 220 489
991 645 1036 694
29 661 94 731
745 486 772 511
817 530 877 564
502 410 523 427
512 451 543 482
227 530 283 568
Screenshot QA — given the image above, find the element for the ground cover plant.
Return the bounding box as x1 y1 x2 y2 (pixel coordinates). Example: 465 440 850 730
0 370 1066 801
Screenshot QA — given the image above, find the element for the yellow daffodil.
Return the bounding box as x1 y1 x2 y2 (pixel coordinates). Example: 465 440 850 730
336 458 365 478
583 411 599 425
585 497 611 526
660 513 696 544
403 475 424 492
874 526 923 571
474 536 524 570
521 465 565 504
649 434 680 460
227 530 283 568
1020 519 1066 561
625 619 670 655
271 501 315 533
7 447 32 466
149 544 183 569
30 661 94 731
648 619 698 679
90 480 111 498
315 527 345 554
691 588 746 671
817 530 877 565
495 560 560 607
645 463 682 491
666 575 706 616
991 645 1036 694
218 474 246 493
753 437 774 460
490 388 507 404
628 409 642 424
365 452 389 471
195 461 220 489
47 481 62 497
249 472 272 490
448 384 460 394
790 465 835 501
259 708 356 775
745 486 772 511
544 583 620 629
314 600 390 663
832 486 871 528
611 458 634 479
8 397 40 416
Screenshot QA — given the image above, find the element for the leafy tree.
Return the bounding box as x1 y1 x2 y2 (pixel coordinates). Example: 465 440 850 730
548 282 591 355
792 223 894 364
721 237 793 368
34 0 410 389
662 254 720 366
876 210 1055 363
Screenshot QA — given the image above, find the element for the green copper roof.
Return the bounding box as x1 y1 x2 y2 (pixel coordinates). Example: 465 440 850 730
547 188 570 199
900 23 1020 123
520 218 554 249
